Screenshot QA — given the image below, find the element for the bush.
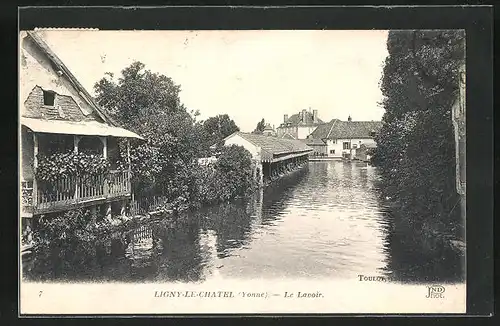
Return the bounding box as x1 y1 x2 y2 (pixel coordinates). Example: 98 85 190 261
32 209 109 248
193 145 257 205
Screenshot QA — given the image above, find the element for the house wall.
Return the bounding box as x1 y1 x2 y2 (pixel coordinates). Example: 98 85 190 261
297 126 318 139
276 126 298 138
326 138 377 158
19 32 98 120
276 125 318 140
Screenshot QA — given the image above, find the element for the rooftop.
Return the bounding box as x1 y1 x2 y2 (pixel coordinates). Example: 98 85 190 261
263 123 275 131
301 138 326 146
310 119 382 140
24 31 118 126
227 132 312 161
279 110 324 127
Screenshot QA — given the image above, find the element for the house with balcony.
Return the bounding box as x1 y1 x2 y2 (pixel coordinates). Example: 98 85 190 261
276 108 324 140
307 116 382 159
19 30 143 233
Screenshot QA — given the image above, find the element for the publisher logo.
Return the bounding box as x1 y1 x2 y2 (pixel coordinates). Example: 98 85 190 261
426 285 445 299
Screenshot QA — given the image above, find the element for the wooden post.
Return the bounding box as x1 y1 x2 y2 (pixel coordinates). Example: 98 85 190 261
73 135 80 153
120 200 127 218
452 61 466 234
90 205 97 224
259 163 263 187
126 138 131 168
252 160 257 183
100 136 108 159
105 202 112 221
32 133 38 206
126 138 132 199
73 135 80 201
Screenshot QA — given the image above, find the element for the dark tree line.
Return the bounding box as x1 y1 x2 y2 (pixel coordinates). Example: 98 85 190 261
373 30 465 240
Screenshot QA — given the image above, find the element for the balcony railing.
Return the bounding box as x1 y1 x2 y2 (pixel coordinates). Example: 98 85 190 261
22 170 131 215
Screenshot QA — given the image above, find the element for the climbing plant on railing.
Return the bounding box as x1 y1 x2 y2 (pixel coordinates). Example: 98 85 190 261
35 151 111 182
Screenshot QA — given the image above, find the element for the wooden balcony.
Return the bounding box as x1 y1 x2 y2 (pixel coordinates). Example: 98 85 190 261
22 170 131 216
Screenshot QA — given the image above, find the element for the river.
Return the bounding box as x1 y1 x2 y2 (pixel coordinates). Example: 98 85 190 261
22 160 464 284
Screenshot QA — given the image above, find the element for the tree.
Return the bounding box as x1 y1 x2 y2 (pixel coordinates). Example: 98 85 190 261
193 145 256 205
252 118 266 134
215 144 255 199
373 30 465 238
94 61 199 202
198 114 239 156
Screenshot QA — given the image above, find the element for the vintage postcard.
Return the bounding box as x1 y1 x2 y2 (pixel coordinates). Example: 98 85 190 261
19 27 466 315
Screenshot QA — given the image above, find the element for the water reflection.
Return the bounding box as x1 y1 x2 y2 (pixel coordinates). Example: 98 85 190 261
23 161 464 283
381 208 465 284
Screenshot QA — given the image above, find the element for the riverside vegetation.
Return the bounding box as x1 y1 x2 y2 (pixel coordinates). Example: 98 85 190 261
31 62 257 249
372 30 466 264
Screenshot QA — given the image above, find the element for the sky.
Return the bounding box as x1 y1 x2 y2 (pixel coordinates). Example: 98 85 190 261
37 29 389 132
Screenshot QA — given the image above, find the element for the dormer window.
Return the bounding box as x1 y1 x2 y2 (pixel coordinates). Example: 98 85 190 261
43 90 55 106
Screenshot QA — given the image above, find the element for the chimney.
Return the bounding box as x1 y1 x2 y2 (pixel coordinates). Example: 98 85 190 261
313 109 318 123
284 114 289 123
348 115 352 122
302 109 307 121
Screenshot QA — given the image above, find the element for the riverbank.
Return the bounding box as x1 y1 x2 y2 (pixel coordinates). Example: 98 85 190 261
381 196 466 259
308 156 342 161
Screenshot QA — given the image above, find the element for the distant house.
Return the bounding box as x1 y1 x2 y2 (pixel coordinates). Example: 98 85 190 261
262 123 276 136
276 108 324 140
308 116 382 159
19 31 143 227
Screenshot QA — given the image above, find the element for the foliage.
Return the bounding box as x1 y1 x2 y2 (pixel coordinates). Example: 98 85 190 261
215 145 256 196
94 62 245 211
193 145 257 205
30 209 113 274
252 118 266 134
94 62 200 205
33 209 109 247
35 151 110 182
373 30 465 238
197 114 240 156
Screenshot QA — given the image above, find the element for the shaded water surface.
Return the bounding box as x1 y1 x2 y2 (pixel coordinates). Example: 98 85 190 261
23 161 464 283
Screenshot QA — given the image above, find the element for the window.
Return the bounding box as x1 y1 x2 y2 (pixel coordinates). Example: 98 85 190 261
330 149 335 154
353 144 358 149
43 90 55 106
359 140 362 144
343 142 350 150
